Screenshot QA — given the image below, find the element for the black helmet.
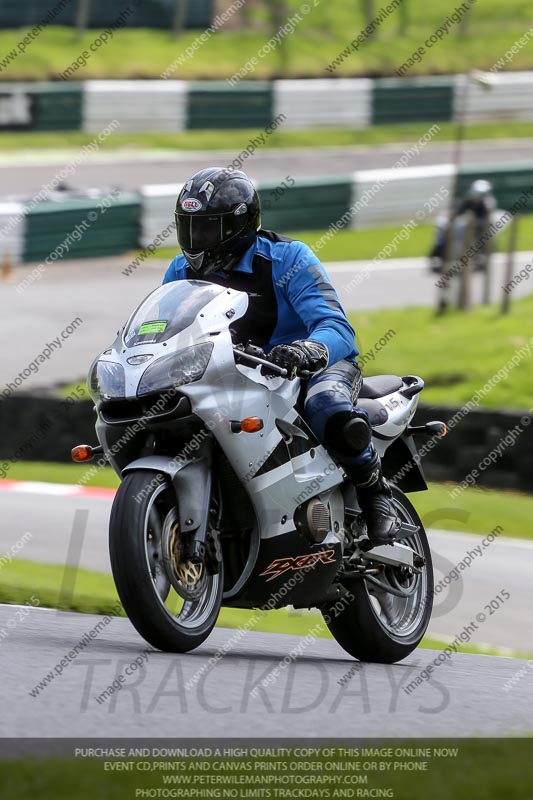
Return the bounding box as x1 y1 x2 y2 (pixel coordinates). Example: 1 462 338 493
175 167 260 275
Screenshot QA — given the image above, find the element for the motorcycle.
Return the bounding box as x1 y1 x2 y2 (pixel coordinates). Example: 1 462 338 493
78 279 444 663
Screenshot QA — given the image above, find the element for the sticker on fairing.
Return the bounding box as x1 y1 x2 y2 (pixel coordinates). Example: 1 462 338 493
138 320 168 335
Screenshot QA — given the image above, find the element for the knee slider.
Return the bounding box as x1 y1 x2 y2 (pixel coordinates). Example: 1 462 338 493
324 410 371 457
343 416 372 452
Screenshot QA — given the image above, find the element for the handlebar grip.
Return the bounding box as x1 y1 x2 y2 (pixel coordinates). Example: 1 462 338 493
233 346 287 377
233 347 313 380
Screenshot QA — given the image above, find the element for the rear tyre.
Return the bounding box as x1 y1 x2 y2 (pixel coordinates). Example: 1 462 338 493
109 470 223 653
323 486 433 664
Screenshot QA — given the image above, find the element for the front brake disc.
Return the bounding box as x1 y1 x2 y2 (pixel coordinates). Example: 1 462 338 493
161 510 207 601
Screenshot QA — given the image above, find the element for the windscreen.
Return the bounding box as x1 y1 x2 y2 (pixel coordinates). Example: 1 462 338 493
123 280 226 347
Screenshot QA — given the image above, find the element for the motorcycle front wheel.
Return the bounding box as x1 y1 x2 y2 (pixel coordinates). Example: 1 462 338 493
322 486 433 664
109 470 223 653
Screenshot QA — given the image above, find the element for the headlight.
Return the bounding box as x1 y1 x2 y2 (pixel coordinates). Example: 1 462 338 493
137 342 214 397
88 360 126 402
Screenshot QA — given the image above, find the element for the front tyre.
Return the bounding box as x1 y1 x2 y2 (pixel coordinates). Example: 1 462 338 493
323 486 433 664
109 470 223 653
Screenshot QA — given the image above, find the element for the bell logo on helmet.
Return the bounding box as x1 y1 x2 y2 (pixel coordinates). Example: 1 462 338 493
182 198 202 212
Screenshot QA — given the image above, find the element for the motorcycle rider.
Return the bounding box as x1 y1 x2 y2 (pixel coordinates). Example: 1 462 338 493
430 179 496 265
457 179 496 220
163 167 400 547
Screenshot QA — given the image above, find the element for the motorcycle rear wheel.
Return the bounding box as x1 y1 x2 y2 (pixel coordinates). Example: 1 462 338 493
322 486 433 664
109 470 223 653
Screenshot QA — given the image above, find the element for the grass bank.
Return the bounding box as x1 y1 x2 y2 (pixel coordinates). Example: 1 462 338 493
2 121 533 153
0 0 532 80
349 293 533 409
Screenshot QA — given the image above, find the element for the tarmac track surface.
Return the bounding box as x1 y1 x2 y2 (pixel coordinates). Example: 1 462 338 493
2 606 532 738
2 138 533 196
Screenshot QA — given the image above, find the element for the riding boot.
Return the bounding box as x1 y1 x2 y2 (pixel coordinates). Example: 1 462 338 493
346 447 401 549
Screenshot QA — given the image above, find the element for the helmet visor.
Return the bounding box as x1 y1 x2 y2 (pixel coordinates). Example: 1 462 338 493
176 211 245 251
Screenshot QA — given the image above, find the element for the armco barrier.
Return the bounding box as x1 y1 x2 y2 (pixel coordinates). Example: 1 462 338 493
273 78 372 129
83 81 188 134
139 162 532 242
187 81 274 130
258 175 354 232
456 72 533 125
0 82 83 132
1 73 533 132
140 177 354 245
140 184 182 249
23 195 140 264
352 163 454 228
373 76 455 124
0 394 531 494
0 202 25 265
5 161 533 266
32 83 84 131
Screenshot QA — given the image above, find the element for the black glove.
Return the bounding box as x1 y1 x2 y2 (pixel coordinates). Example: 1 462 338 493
267 340 329 377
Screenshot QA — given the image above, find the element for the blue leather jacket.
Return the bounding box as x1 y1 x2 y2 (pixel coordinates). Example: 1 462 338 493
163 229 358 366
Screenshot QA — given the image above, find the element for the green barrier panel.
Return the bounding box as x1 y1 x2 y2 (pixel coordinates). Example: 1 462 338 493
187 82 274 129
259 176 353 231
457 163 533 213
23 195 140 264
372 77 454 124
31 84 83 132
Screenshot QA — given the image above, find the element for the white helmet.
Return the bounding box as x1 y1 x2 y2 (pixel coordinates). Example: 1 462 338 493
467 180 493 200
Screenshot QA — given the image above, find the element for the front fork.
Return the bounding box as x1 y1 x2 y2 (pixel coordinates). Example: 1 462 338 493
173 438 223 575
122 438 221 572
169 436 216 568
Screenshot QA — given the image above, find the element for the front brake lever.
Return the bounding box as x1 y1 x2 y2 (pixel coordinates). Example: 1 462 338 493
233 345 312 380
233 347 289 378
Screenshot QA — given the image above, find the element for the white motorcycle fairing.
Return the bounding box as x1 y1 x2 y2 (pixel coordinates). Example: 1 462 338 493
92 280 423 608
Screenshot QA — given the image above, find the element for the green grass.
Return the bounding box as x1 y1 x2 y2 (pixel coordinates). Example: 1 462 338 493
55 381 90 400
0 557 526 658
0 558 118 616
4 460 120 489
290 214 533 262
288 224 435 261
412 483 533 541
1 1 533 80
3 460 533 540
350 293 533 409
1 121 533 153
